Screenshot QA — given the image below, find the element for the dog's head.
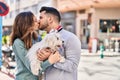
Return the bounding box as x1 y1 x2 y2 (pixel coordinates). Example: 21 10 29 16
42 32 63 51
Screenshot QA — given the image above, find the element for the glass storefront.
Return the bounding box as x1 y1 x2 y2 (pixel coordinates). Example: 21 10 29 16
99 19 120 33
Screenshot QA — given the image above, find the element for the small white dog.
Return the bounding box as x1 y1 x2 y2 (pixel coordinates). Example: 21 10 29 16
26 31 64 75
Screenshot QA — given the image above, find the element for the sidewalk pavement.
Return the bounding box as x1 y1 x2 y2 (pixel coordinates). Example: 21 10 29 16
0 49 120 80
81 49 120 57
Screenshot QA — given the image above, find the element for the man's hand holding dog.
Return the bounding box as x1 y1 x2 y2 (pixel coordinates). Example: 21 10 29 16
48 51 61 64
37 48 61 64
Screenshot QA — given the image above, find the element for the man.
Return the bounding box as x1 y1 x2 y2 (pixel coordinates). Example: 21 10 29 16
37 6 81 80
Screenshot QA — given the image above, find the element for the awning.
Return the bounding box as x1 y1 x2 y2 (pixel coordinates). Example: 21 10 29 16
56 0 120 12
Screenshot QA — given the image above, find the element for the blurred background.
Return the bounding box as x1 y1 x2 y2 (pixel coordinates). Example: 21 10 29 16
0 0 120 80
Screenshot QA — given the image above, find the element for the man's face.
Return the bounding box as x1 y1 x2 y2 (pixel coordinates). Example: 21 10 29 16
38 11 49 31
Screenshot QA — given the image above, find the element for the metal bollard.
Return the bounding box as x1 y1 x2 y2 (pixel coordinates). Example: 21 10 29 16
118 40 120 53
115 40 119 52
100 43 104 59
113 40 115 52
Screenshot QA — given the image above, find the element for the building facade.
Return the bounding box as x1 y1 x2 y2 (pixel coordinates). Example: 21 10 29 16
2 0 120 50
3 0 55 26
56 0 120 50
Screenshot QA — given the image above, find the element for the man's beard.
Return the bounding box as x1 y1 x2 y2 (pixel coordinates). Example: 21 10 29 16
39 26 46 30
39 23 49 31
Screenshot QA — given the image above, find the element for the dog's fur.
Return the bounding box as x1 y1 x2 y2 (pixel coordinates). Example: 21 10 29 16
26 32 63 75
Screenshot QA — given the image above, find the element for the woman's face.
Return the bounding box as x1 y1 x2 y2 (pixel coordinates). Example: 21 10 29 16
33 16 39 31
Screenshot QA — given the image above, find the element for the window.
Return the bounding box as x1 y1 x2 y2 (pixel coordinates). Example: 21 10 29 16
16 0 20 2
64 23 74 33
31 5 37 14
10 0 14 4
15 9 20 15
24 7 30 11
99 19 120 33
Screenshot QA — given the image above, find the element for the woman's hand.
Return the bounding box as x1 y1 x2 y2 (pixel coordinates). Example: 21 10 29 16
37 48 51 61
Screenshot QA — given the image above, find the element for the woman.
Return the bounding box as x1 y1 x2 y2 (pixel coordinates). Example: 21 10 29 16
10 11 60 80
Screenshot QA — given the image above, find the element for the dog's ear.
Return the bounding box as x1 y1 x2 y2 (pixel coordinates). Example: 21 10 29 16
54 30 58 33
43 34 54 46
49 29 58 33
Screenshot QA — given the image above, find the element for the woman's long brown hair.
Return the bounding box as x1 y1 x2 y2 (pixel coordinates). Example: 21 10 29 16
10 11 38 50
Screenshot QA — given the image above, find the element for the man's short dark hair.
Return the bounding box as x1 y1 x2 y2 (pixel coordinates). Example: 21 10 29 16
39 6 61 22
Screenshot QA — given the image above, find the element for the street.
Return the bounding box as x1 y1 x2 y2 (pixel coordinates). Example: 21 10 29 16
0 54 120 80
78 56 120 80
